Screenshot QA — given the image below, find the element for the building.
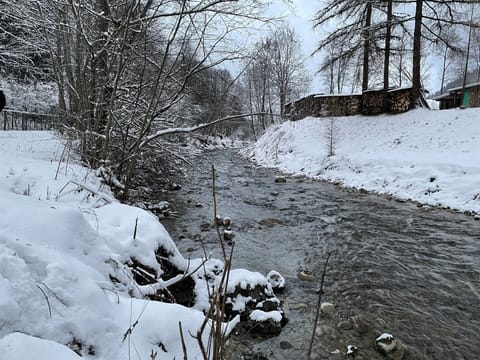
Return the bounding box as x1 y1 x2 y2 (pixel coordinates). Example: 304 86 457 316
434 82 480 109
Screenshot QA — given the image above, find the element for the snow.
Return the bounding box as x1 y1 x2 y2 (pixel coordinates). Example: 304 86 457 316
0 131 239 359
0 333 82 360
266 270 285 289
227 294 253 312
249 309 283 323
376 333 394 342
346 345 357 355
225 268 272 294
248 108 480 214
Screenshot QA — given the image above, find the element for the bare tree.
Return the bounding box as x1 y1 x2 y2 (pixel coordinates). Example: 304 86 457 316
244 39 274 131
313 0 385 93
244 25 310 132
15 0 269 194
383 0 393 110
321 43 357 94
270 26 310 114
0 0 51 80
435 25 465 93
314 1 480 106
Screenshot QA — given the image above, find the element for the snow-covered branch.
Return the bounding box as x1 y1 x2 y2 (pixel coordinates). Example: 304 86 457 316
138 112 277 149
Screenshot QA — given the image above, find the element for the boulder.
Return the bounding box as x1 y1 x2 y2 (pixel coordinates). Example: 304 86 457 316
223 228 235 242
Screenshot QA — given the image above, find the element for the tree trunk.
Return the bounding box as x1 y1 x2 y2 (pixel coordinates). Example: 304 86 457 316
462 6 474 102
440 46 448 94
411 0 423 108
279 86 286 117
362 1 372 91
383 0 393 112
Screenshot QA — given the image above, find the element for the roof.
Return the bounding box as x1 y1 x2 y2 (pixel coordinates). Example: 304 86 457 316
432 92 454 100
435 81 480 100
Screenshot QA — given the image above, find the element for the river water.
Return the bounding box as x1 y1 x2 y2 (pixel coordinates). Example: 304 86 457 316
160 148 480 360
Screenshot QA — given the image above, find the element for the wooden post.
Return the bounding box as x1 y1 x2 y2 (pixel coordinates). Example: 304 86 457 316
3 112 6 130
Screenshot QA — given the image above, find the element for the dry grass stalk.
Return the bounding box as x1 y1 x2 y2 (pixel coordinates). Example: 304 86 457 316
306 251 332 360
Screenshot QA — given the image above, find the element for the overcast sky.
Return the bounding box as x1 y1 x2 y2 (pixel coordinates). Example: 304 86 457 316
266 0 325 93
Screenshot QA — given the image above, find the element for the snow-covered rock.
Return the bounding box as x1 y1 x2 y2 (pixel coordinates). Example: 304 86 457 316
223 269 287 335
266 270 286 291
376 333 397 354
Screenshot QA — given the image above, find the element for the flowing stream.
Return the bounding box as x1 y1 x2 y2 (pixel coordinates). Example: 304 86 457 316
158 148 480 360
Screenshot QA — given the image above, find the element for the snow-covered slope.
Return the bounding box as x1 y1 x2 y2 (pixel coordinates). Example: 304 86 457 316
249 108 480 214
0 132 232 359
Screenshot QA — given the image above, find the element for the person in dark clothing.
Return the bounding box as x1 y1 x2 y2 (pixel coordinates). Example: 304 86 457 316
0 90 5 112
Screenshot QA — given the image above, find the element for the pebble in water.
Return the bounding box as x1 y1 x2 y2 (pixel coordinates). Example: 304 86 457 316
376 333 397 354
320 302 336 316
297 270 316 281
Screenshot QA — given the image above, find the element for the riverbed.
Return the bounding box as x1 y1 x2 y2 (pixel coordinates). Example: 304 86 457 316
160 148 480 359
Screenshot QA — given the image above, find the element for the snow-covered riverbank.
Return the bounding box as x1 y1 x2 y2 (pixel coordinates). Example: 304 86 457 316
248 108 480 214
0 131 285 359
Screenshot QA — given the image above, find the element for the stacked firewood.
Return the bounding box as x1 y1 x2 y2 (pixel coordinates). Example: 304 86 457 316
388 89 411 113
362 90 384 115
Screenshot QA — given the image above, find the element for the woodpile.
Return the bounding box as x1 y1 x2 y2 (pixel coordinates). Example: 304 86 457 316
284 88 413 120
388 88 412 113
285 94 362 120
362 89 385 115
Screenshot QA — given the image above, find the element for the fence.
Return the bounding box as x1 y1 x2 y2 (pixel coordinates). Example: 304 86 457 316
2 109 58 131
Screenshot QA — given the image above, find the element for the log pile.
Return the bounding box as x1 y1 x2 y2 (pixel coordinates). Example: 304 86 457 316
388 88 412 113
312 94 362 117
362 89 384 115
285 94 362 120
284 88 413 120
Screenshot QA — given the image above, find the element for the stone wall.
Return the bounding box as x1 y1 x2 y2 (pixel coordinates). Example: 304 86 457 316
285 88 413 120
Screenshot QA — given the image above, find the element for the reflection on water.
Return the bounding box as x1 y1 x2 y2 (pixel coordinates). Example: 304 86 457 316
161 149 480 360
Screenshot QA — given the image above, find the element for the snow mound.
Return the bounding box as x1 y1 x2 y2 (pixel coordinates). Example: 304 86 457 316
0 131 238 359
0 333 82 360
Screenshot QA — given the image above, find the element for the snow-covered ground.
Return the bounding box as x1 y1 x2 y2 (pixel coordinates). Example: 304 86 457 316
0 131 246 359
248 108 480 214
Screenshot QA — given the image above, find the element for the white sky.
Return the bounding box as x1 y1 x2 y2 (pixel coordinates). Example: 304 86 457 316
266 0 326 93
